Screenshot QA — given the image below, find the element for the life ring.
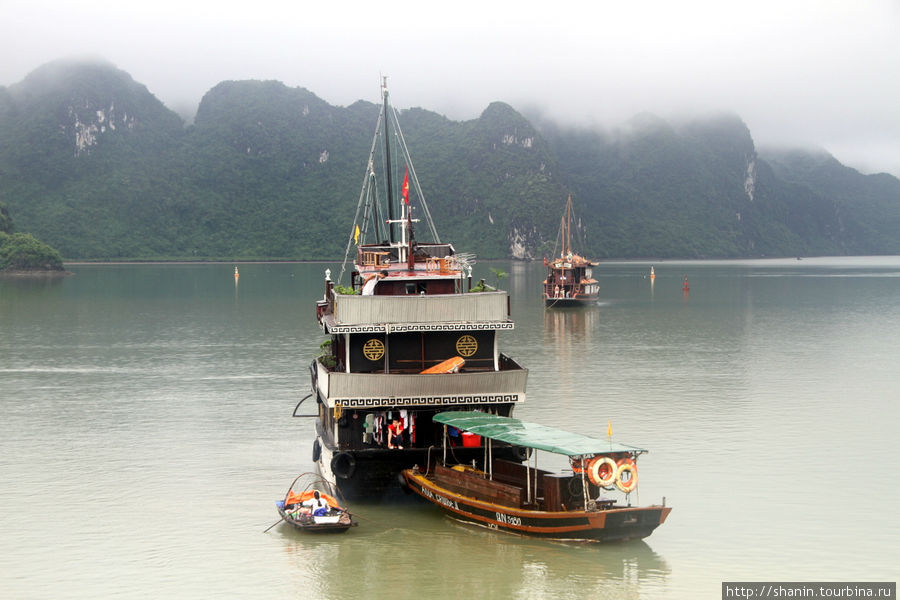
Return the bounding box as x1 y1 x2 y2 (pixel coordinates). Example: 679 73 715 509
615 458 638 494
311 439 321 463
331 452 356 480
588 456 618 487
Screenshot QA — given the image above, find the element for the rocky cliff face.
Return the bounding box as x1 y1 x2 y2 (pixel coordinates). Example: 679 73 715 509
67 102 137 156
4 59 183 162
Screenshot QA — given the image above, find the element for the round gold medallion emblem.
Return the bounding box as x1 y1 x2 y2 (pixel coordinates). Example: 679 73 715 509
362 338 385 361
456 335 478 357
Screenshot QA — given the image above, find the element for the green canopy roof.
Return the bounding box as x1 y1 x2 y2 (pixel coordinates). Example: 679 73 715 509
434 411 647 457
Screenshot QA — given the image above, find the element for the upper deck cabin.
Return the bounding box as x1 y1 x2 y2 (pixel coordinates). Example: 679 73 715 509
543 254 598 285
355 241 460 294
314 240 523 398
317 241 512 334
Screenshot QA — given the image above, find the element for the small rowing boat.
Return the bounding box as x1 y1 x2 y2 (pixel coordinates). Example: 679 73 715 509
275 472 357 533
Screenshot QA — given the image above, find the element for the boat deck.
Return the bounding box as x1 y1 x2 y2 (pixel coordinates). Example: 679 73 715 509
429 459 607 512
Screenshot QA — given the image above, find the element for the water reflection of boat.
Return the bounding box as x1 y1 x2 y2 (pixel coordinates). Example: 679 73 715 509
543 305 597 340
304 80 527 500
543 195 599 307
278 504 670 599
402 411 671 542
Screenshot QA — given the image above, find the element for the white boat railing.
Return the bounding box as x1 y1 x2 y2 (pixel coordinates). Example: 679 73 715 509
331 291 509 326
315 360 527 408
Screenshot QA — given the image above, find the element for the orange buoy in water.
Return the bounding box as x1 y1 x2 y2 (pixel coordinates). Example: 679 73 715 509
234 266 240 281
650 266 655 281
682 275 689 291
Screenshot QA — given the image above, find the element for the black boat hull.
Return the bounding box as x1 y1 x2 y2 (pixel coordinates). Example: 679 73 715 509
544 295 599 308
317 440 526 500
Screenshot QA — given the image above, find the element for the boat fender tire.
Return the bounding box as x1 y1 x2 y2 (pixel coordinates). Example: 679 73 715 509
615 458 638 494
513 446 531 462
568 476 585 498
312 439 321 463
588 456 618 487
331 452 356 480
397 471 412 494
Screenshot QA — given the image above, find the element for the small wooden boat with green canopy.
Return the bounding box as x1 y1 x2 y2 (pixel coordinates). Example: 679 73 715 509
401 411 671 542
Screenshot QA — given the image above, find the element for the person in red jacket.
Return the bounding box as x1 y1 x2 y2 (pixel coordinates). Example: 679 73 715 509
387 416 404 449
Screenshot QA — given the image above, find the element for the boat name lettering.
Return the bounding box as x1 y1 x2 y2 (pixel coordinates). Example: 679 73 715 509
422 488 459 510
495 512 522 526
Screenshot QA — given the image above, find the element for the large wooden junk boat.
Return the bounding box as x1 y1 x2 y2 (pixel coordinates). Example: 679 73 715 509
543 195 599 307
402 411 671 542
304 80 528 499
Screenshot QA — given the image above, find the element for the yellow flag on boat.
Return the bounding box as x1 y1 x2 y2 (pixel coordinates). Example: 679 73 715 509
353 225 360 244
607 420 612 438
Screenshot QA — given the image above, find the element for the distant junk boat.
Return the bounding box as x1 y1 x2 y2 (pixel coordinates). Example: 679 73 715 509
543 195 600 307
297 79 528 499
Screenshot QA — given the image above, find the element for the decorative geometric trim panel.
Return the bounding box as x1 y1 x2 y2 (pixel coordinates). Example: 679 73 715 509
327 322 514 334
333 394 522 408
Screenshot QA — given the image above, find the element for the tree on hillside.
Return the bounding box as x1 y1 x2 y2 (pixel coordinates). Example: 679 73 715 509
0 232 64 271
0 202 13 234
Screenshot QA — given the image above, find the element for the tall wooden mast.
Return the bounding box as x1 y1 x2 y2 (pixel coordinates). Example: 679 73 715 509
562 194 574 257
382 77 396 244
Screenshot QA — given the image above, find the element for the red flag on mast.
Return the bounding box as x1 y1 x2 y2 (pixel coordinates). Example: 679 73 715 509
401 166 410 205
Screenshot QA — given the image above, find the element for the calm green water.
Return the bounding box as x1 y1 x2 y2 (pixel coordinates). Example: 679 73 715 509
1 258 898 599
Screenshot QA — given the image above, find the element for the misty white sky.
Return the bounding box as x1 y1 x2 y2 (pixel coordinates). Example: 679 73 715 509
3 0 899 177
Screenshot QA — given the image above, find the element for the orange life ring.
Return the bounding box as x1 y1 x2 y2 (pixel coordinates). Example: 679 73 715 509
615 458 638 493
588 456 617 487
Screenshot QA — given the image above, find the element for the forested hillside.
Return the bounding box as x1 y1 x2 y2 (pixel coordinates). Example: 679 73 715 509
1 59 898 260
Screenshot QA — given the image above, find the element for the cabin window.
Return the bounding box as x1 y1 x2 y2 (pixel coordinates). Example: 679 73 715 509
387 331 495 372
346 410 417 448
405 282 427 294
340 409 448 450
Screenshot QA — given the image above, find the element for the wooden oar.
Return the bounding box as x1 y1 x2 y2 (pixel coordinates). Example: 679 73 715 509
263 515 286 533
